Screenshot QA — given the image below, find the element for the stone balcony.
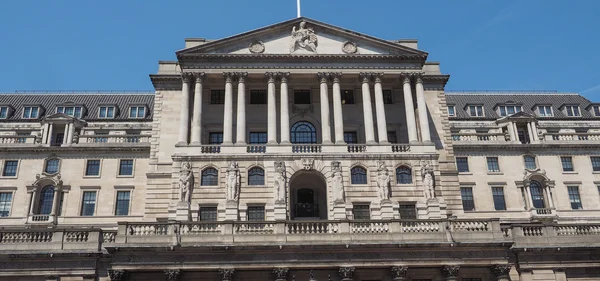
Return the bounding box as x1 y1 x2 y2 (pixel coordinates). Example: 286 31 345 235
177 143 431 156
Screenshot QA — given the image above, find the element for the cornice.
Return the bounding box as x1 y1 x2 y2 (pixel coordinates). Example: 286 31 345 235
171 152 440 162
0 145 150 153
452 142 600 150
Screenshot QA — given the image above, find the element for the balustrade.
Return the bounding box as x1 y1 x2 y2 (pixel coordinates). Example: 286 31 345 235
347 144 367 153
351 221 389 233
292 144 322 153
0 135 37 144
80 134 150 144
247 145 266 153
287 221 339 234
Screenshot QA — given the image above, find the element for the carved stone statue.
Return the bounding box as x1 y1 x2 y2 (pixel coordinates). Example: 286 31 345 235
72 131 79 144
290 21 318 53
34 131 42 144
331 161 344 203
273 161 287 204
376 161 391 201
226 161 240 202
178 162 194 203
421 162 435 199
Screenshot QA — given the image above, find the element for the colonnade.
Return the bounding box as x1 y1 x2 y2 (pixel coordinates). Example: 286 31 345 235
177 72 431 146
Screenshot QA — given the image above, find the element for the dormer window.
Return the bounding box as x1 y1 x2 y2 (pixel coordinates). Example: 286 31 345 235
448 105 455 117
57 106 83 118
565 105 581 117
468 105 484 117
22 106 39 119
98 106 115 118
0 107 8 119
537 105 553 117
592 105 600 117
498 105 522 117
129 106 146 118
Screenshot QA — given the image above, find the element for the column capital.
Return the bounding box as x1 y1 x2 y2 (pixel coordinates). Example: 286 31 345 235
338 266 355 281
414 72 425 84
236 72 248 83
400 72 413 84
491 265 511 277
359 72 372 83
373 72 384 83
277 72 291 83
219 268 235 281
193 72 206 83
317 72 330 83
391 266 408 281
265 72 277 83
272 267 289 281
165 269 181 281
442 265 460 279
223 72 235 83
107 269 126 281
181 72 193 83
330 72 342 83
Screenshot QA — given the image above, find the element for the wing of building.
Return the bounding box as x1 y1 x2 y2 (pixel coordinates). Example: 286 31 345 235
0 17 599 281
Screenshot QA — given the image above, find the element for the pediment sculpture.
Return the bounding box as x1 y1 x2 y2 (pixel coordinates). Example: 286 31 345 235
290 21 318 53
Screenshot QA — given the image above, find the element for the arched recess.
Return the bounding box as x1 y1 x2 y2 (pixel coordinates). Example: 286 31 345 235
27 173 65 222
521 170 555 210
288 169 328 220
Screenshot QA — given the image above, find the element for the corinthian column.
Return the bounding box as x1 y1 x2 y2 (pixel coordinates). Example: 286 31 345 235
442 265 460 281
402 73 418 143
190 72 205 144
373 73 388 143
222 73 234 145
415 74 431 142
178 73 191 145
266 72 278 144
360 73 376 144
318 72 332 144
331 72 345 144
491 265 512 281
235 72 248 145
279 73 291 144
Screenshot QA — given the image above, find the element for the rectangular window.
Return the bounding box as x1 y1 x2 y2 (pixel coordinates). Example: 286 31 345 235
118 159 134 176
115 191 131 216
57 106 83 118
593 105 600 117
22 106 39 119
208 132 223 144
591 157 600 172
565 105 581 117
129 106 146 118
387 131 397 144
294 90 311 104
344 131 358 144
342 90 354 104
498 105 522 116
568 186 583 210
447 105 455 117
561 156 574 172
98 106 115 118
468 105 484 117
383 90 393 104
0 192 12 217
2 160 18 177
80 191 97 216
249 132 267 144
524 155 537 170
199 206 218 221
461 187 475 211
538 105 553 117
210 90 225 104
85 160 101 176
398 204 417 219
0 107 8 119
353 204 371 220
492 187 506 211
486 157 500 172
456 157 469 173
247 205 265 221
250 90 267 104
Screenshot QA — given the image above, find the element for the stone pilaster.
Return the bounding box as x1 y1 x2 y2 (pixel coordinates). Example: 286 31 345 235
235 72 248 145
219 268 235 281
279 72 291 144
222 72 235 145
331 72 345 144
318 72 332 144
107 269 126 281
442 265 460 281
178 73 192 145
165 269 181 281
273 267 289 281
266 72 278 144
391 266 408 281
402 73 418 142
190 72 205 144
339 266 355 281
373 73 388 143
491 265 511 281
359 73 376 144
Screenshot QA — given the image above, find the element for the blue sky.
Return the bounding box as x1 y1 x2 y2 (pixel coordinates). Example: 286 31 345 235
1 0 599 100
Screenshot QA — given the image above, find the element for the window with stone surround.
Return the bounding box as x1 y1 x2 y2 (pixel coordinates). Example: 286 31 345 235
350 166 368 185
568 186 583 210
291 121 316 144
210 90 225 104
398 203 416 219
199 206 217 221
201 168 218 186
250 90 267 104
591 157 600 172
492 187 506 211
460 187 475 211
342 90 354 104
486 157 500 172
85 160 101 176
248 167 265 186
352 204 370 220
44 158 60 174
80 191 97 216
524 155 537 170
249 132 267 144
118 159 134 176
456 157 469 173
38 185 55 215
530 181 545 208
0 192 13 217
561 156 574 172
247 205 265 221
115 191 131 216
396 166 412 184
2 160 18 177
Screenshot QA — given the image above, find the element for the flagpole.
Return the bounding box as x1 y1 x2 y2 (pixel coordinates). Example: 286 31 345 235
297 0 301 18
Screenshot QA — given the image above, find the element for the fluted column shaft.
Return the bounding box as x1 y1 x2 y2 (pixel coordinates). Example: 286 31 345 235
402 74 418 142
415 75 431 142
178 73 191 144
235 73 247 145
318 73 332 144
267 73 278 144
222 73 234 145
331 73 345 144
190 73 205 144
373 73 388 143
280 73 291 144
360 73 375 144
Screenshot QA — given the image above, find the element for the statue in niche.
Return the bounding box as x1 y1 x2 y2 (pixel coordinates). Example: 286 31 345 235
226 161 240 202
178 162 194 203
376 161 391 201
273 161 287 204
421 162 435 199
331 161 344 203
290 21 318 53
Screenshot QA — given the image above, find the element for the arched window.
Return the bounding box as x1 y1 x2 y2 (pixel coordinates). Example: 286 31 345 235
38 185 55 215
248 167 265 186
396 166 412 184
291 121 317 144
529 180 545 209
201 168 218 186
45 158 60 174
524 155 537 170
351 166 367 185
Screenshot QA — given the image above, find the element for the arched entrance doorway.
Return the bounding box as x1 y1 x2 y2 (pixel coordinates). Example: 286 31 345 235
289 170 327 220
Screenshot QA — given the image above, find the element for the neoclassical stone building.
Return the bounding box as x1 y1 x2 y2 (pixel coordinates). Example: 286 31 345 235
0 17 599 281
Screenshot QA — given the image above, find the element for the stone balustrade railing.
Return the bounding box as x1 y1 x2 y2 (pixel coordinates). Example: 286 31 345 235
0 228 104 251
452 133 506 142
79 134 151 144
451 132 600 145
0 135 38 144
189 144 415 154
546 133 600 141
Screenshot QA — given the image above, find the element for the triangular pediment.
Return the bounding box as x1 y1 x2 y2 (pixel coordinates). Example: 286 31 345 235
177 17 427 57
42 113 86 125
496 111 537 123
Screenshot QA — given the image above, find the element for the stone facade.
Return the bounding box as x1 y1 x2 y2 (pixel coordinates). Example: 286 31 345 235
0 17 599 281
